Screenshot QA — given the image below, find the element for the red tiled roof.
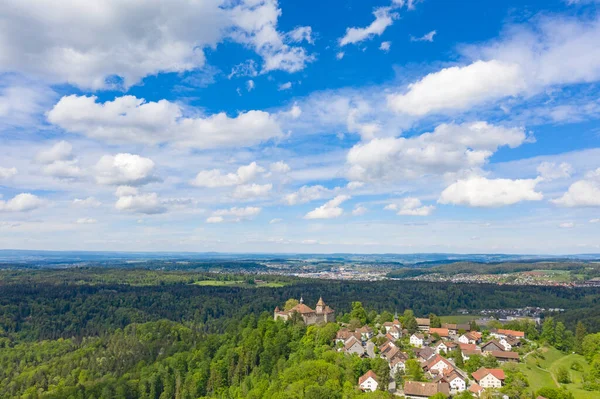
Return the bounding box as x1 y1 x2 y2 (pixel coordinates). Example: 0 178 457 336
425 355 454 372
404 381 449 397
459 343 477 351
469 383 483 393
289 303 315 314
471 367 505 382
358 370 378 385
429 328 449 337
497 329 525 337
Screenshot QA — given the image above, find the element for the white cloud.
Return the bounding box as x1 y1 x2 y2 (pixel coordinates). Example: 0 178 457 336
285 185 332 205
339 7 398 46
233 183 273 199
115 192 166 215
389 15 600 117
278 81 292 90
0 81 55 129
410 30 436 42
0 0 314 89
439 176 543 207
287 26 314 44
76 218 97 225
537 162 574 180
387 60 525 116
559 222 575 228
385 197 435 216
246 80 255 91
0 193 46 212
73 197 101 208
48 95 282 149
269 218 283 224
336 52 345 60
352 205 367 216
590 218 600 223
229 60 259 79
270 161 291 174
304 195 350 219
379 41 391 52
0 167 17 179
551 168 600 207
209 206 261 222
95 153 157 186
347 181 364 190
191 162 264 188
347 121 526 182
35 141 83 179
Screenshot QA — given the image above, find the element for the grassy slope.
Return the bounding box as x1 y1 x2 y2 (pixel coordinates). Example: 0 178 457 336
518 347 595 398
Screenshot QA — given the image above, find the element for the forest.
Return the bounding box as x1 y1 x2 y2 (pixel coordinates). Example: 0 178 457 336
0 268 599 398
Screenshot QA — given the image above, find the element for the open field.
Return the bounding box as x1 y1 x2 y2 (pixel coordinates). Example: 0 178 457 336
518 347 595 398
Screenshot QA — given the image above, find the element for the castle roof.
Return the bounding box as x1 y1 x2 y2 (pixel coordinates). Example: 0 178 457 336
316 297 325 306
289 303 315 314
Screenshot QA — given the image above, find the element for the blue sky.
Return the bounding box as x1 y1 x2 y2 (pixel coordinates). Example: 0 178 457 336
1 0 600 254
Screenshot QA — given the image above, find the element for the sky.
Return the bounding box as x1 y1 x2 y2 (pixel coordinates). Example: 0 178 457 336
1 0 600 254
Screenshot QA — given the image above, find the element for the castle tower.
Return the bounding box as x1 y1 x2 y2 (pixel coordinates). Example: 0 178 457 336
316 297 325 314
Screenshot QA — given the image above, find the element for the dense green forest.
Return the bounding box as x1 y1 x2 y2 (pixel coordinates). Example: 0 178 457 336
0 268 600 398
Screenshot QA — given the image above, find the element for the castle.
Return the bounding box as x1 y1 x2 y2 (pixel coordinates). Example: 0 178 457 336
274 297 335 325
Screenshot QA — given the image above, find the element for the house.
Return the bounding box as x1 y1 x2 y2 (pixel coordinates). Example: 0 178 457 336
436 370 467 393
429 328 450 339
459 331 482 344
471 367 505 388
424 354 454 376
469 383 484 397
358 370 379 392
274 297 335 324
410 333 424 347
416 318 430 331
414 346 436 362
442 323 470 335
357 325 374 340
390 354 408 375
336 328 358 344
490 328 525 339
434 341 449 354
498 337 512 351
403 381 450 399
481 340 505 353
383 321 394 332
389 326 402 340
344 336 365 356
506 336 522 348
382 345 401 362
380 341 397 356
490 351 520 363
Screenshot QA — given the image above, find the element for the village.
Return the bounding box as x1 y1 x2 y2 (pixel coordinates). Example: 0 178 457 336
276 297 531 398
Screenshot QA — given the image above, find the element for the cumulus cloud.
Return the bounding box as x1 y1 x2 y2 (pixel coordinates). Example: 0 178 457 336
206 216 224 224
347 121 526 182
76 218 97 225
95 153 157 186
269 218 283 224
388 60 525 116
439 176 543 207
208 206 261 222
73 197 101 208
379 41 391 52
339 7 398 46
537 162 574 180
191 162 264 188
0 193 46 212
0 166 17 180
0 0 313 89
285 185 333 205
336 52 345 60
552 168 600 207
48 95 282 149
304 195 349 219
115 192 166 215
278 82 292 90
385 197 435 216
559 222 575 228
270 161 291 174
233 183 273 199
352 205 368 216
35 141 83 179
389 15 600 116
410 30 436 42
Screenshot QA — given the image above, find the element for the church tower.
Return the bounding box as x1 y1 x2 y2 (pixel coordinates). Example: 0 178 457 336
316 297 325 313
